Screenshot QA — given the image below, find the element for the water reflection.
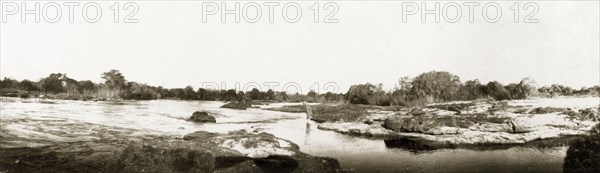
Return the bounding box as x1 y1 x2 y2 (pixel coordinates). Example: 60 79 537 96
305 122 311 146
384 136 583 154
384 138 439 152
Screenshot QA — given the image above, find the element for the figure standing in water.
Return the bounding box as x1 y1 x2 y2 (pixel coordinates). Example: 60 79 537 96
303 102 313 145
303 102 313 120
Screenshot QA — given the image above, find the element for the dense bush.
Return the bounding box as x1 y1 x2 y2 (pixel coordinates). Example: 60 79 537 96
348 72 545 106
410 71 461 102
345 83 390 106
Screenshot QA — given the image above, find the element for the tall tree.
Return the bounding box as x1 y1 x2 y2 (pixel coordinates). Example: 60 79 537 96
77 80 97 93
265 89 275 100
485 81 511 100
345 84 376 105
100 70 127 99
410 71 461 102
247 88 262 100
19 79 39 91
101 70 127 90
307 90 317 102
40 73 66 94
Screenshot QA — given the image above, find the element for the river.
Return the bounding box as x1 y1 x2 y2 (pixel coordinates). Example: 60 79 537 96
2 97 597 172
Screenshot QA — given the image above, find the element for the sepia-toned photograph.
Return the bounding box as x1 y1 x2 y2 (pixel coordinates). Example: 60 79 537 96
0 1 599 172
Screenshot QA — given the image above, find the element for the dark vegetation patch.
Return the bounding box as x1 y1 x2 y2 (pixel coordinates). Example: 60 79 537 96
564 124 600 173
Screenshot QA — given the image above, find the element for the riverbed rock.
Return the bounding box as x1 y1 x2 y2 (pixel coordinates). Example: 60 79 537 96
190 111 216 123
468 123 513 133
383 115 471 134
319 100 599 147
216 130 300 158
318 122 396 137
510 118 537 133
383 116 407 132
221 102 252 110
183 131 219 140
427 126 463 135
383 116 431 133
529 107 569 114
264 105 306 113
410 108 426 116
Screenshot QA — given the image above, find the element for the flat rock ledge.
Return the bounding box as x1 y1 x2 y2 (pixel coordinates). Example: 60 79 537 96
316 101 600 146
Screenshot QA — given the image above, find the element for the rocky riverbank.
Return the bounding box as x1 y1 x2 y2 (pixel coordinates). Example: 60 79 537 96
274 99 600 147
0 129 342 173
0 108 343 173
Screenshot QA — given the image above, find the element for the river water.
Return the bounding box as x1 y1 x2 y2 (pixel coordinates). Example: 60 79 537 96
1 97 598 172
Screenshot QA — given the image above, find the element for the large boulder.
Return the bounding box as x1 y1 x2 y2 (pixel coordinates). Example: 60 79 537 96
190 111 216 123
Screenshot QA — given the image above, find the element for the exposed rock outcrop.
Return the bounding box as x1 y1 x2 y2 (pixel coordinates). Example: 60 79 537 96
190 111 216 123
311 100 600 146
221 102 252 110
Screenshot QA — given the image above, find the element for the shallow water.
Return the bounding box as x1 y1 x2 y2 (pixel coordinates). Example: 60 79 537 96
1 97 597 172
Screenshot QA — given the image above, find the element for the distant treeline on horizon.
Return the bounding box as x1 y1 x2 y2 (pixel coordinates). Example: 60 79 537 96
1 69 598 106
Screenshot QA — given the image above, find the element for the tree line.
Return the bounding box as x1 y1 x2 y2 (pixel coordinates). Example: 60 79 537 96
345 71 600 106
0 69 333 102
1 70 598 105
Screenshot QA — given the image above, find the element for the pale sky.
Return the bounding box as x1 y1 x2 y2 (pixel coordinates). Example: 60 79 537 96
1 1 599 94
